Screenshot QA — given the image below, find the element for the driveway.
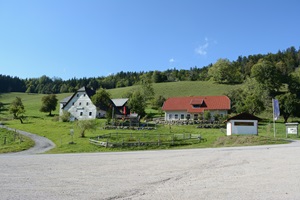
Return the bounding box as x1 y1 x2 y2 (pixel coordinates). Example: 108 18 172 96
0 125 55 155
1 140 300 200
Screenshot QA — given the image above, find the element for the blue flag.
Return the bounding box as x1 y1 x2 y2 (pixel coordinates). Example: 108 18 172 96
273 99 280 120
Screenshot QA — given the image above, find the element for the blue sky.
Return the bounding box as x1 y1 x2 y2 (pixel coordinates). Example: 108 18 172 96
0 0 299 80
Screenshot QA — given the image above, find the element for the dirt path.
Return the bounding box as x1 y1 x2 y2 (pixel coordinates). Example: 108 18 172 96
0 125 55 155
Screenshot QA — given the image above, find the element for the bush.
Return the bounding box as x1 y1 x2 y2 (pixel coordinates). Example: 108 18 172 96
60 111 71 122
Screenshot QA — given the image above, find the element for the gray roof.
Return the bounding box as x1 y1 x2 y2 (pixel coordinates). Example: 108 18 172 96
60 95 72 103
111 98 129 107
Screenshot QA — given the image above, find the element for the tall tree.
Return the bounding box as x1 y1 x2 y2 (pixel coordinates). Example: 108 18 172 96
91 88 113 120
9 97 25 124
251 59 282 94
127 90 146 118
208 58 242 84
277 93 300 123
40 94 58 116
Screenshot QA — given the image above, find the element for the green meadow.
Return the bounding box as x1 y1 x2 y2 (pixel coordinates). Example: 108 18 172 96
0 81 294 154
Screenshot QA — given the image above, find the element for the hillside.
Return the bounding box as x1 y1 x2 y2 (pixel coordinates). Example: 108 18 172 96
108 81 242 98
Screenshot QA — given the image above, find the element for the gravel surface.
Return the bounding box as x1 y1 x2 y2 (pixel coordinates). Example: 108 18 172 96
0 125 55 155
1 140 300 200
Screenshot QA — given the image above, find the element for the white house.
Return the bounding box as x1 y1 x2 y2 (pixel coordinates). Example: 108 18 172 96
60 87 130 121
225 113 261 136
162 96 231 121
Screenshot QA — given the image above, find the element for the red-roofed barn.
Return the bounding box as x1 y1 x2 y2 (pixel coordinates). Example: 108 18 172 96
162 96 230 121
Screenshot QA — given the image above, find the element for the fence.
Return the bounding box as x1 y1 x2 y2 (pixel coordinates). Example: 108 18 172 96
89 132 206 148
0 129 23 145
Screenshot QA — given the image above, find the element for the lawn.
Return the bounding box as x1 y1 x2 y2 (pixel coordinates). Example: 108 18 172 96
0 128 34 153
0 84 297 154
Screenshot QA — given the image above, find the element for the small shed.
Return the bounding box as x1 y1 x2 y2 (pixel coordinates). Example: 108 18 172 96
225 113 261 136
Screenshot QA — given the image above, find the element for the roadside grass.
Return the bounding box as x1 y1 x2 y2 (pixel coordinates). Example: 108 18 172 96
0 128 34 153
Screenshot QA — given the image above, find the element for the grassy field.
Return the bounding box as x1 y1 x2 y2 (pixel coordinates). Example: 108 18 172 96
0 128 35 153
108 80 241 98
0 81 296 154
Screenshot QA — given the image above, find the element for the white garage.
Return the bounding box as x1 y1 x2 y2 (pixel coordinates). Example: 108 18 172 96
225 113 261 136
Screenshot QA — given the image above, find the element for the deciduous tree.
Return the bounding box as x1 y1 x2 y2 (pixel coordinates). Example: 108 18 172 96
9 97 25 123
40 94 58 116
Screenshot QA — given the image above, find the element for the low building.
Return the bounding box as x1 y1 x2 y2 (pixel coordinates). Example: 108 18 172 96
162 96 231 121
225 113 261 136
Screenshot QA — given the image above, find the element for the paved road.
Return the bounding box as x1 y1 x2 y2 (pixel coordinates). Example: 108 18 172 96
1 140 300 200
0 125 55 155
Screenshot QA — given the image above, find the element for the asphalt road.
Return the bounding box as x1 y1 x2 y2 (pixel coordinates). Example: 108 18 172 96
1 140 300 200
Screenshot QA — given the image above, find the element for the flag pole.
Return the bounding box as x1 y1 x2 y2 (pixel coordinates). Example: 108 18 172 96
272 99 276 138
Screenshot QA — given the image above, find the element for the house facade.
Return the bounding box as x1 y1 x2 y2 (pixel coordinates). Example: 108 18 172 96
162 96 231 121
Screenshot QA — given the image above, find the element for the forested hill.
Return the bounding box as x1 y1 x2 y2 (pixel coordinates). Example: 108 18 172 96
1 46 299 94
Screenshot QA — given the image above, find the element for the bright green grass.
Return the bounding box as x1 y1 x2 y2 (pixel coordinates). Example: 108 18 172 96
0 128 35 153
0 82 294 154
108 81 242 98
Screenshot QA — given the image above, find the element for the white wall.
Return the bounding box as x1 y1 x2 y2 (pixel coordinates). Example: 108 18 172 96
164 110 228 121
62 91 98 120
226 120 258 136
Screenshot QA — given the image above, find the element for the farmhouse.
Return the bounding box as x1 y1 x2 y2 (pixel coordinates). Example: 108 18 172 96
162 96 230 121
60 87 124 121
225 113 261 136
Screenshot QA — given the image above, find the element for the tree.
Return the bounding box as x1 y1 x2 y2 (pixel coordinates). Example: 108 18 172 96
229 78 268 115
151 95 166 109
76 120 97 137
251 59 282 94
277 93 300 123
9 97 25 123
140 74 155 101
0 101 3 113
91 88 113 121
127 90 146 118
40 94 58 116
208 58 242 84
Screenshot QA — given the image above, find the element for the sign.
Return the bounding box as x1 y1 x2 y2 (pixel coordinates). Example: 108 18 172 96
285 123 299 138
287 127 297 134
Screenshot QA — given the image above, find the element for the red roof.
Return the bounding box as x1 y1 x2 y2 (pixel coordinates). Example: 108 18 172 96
162 96 230 113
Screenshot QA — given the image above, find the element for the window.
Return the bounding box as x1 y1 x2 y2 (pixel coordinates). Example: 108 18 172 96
193 104 201 108
89 112 92 116
77 94 79 97
181 114 185 120
80 112 83 116
175 114 178 120
86 102 89 106
84 93 86 97
79 102 81 106
194 114 198 120
234 122 254 126
187 114 191 120
169 114 172 120
72 102 74 106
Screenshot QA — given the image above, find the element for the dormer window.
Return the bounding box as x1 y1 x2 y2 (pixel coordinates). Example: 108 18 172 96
190 99 206 108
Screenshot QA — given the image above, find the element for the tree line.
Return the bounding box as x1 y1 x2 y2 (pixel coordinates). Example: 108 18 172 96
1 46 299 94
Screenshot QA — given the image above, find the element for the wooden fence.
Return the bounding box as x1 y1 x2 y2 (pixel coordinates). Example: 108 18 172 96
89 133 206 148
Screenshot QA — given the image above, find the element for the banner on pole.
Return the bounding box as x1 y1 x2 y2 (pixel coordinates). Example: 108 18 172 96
273 99 280 120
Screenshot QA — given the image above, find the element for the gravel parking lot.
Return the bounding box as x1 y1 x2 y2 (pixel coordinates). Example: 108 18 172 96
1 140 300 200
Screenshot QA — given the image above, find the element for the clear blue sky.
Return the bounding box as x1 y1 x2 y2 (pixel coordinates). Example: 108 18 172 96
0 0 299 80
